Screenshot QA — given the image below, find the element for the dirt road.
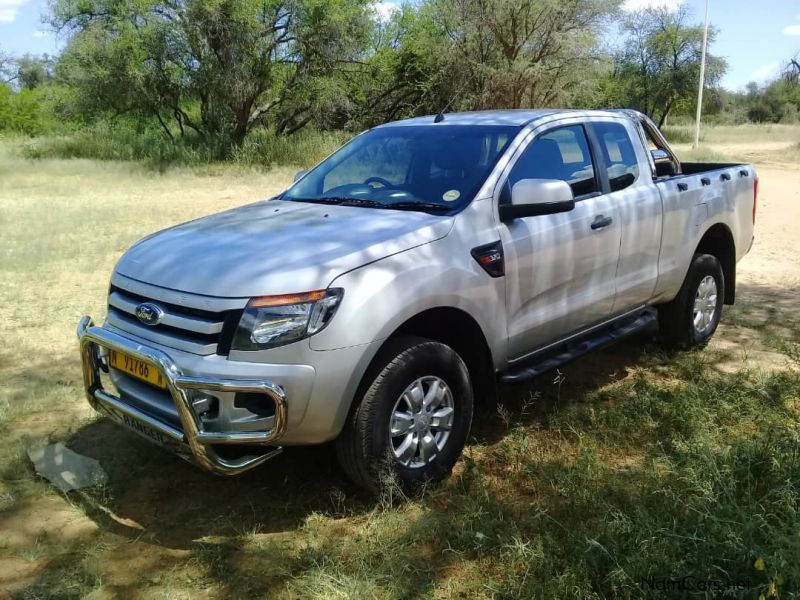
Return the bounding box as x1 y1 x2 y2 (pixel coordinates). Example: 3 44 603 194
738 164 800 289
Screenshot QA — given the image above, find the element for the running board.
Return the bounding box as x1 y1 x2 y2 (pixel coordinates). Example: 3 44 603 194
499 310 657 384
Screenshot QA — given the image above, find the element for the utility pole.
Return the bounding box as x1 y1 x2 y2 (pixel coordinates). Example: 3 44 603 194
694 0 710 149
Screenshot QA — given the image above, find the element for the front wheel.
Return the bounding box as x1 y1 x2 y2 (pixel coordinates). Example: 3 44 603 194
658 253 725 348
335 337 473 494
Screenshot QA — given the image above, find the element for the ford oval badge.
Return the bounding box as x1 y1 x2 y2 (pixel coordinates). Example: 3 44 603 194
135 302 165 326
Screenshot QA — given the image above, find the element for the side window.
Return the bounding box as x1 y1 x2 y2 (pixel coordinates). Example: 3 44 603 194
594 122 639 192
507 125 598 198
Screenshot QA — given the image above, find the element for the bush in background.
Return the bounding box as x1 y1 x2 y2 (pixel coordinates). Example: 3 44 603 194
661 125 696 144
0 84 58 135
20 119 351 170
231 128 352 169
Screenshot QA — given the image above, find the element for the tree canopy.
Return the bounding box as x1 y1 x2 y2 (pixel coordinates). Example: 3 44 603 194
2 0 765 154
51 0 373 146
605 6 725 127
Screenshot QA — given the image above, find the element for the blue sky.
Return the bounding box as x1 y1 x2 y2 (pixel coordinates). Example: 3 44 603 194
1 0 799 91
644 0 800 89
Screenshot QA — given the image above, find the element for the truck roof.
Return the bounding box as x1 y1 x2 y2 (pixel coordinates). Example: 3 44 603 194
377 109 631 128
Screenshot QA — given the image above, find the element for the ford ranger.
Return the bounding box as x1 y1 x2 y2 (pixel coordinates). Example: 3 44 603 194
77 109 757 493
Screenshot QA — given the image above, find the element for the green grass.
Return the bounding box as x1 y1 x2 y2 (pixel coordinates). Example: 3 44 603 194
17 121 350 171
140 353 800 599
661 125 696 144
1 139 800 598
231 127 352 169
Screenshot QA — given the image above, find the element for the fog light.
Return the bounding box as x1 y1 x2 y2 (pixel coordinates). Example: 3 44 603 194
192 394 218 418
234 392 276 418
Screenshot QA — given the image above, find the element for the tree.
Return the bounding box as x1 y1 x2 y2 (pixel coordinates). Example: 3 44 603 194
0 49 15 84
15 54 53 89
51 0 373 148
357 0 619 127
731 55 800 124
434 0 618 109
609 5 726 127
784 56 800 85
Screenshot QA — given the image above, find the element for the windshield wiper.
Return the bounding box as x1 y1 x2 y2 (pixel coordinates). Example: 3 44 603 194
291 197 451 213
292 196 386 208
384 202 452 213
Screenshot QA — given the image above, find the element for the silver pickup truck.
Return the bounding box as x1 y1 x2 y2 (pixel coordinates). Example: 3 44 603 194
77 109 757 492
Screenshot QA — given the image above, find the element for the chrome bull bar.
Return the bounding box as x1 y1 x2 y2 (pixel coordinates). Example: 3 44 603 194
77 315 286 475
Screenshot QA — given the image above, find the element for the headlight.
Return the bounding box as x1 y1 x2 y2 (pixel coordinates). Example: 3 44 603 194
231 289 344 351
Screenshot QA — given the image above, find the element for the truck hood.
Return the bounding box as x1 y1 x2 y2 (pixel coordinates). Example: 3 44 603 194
115 199 454 298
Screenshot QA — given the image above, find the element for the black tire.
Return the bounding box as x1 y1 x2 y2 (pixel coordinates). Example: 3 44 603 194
335 336 473 495
658 253 725 348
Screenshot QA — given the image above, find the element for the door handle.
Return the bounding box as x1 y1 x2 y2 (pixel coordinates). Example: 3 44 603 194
677 182 689 192
701 177 711 186
591 215 613 230
720 172 731 181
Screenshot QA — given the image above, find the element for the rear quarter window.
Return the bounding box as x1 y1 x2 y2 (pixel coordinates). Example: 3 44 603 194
594 122 639 192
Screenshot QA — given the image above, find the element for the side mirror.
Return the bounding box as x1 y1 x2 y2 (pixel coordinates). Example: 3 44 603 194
294 169 307 182
499 179 575 221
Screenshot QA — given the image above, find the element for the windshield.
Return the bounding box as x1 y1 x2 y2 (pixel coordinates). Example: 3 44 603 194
282 124 520 213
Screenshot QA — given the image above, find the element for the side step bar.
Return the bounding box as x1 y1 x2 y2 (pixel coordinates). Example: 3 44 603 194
499 310 657 384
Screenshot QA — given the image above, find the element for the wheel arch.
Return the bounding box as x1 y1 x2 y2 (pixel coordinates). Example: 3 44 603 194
695 223 736 304
353 307 497 415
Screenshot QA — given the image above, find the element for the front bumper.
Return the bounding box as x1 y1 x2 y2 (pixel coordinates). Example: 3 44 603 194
77 315 287 475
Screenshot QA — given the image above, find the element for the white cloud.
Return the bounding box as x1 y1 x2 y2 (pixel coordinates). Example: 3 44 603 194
622 0 681 11
785 24 800 36
32 30 46 38
752 61 780 83
372 1 399 23
0 0 29 24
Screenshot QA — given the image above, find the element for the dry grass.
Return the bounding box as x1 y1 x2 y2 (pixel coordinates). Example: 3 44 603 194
666 122 800 145
1 132 800 599
0 141 295 430
0 144 298 596
668 123 800 165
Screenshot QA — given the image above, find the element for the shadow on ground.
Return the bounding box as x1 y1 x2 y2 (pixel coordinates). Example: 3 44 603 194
65 422 367 549
8 278 797 595
28 282 798 562
56 331 655 551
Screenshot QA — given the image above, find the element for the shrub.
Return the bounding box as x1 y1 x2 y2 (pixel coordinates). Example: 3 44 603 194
0 85 59 135
21 119 352 170
231 128 352 169
20 121 213 170
661 125 695 144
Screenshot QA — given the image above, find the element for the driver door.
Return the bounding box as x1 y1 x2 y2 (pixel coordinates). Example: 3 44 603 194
499 123 622 358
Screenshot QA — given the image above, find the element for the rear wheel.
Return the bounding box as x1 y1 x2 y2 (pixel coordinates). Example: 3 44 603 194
335 337 473 494
658 253 725 348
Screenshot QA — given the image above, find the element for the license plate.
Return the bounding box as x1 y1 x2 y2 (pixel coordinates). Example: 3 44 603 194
109 350 167 389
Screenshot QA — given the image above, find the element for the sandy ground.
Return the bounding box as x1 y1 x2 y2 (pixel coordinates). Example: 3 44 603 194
667 140 800 372
736 164 800 288
712 161 800 368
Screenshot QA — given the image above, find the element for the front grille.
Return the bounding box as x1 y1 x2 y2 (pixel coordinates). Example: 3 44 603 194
106 285 242 356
